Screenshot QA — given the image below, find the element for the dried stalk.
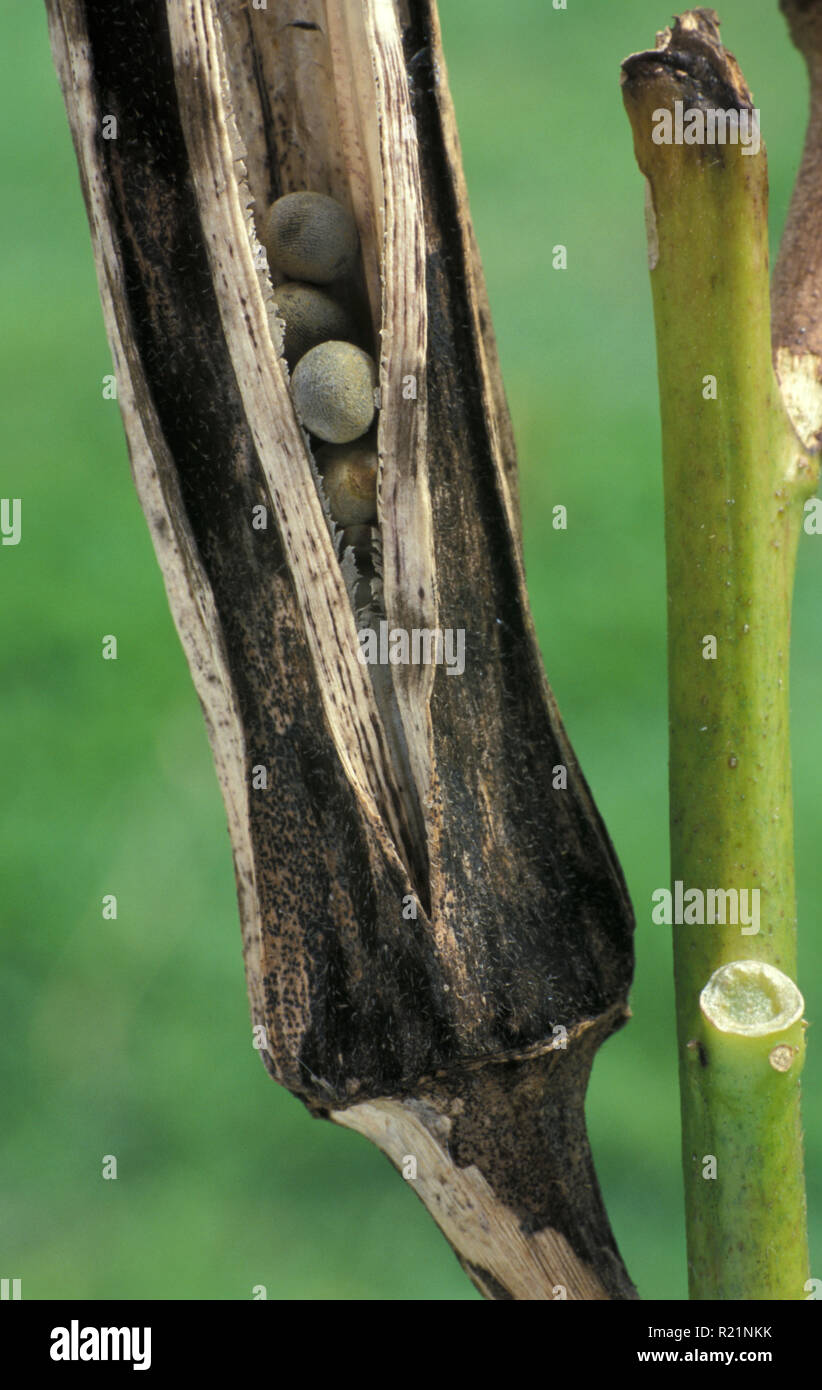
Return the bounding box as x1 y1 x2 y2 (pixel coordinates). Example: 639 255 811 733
46 0 636 1300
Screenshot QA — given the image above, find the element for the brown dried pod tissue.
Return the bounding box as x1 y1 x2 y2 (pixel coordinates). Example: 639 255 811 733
45 0 635 1301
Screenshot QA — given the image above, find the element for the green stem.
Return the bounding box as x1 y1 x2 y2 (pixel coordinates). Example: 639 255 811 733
689 961 807 1297
621 11 818 1300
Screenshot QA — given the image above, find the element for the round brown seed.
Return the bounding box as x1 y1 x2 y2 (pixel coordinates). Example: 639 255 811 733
271 282 354 367
264 191 359 285
291 341 377 444
315 442 378 526
338 524 379 564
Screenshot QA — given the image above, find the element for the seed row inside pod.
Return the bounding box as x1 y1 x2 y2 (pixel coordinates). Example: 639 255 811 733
263 190 382 618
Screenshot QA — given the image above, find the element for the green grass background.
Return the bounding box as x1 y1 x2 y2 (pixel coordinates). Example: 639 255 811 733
2 0 820 1300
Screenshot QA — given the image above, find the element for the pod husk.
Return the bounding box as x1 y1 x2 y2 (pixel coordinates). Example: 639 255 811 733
45 0 636 1300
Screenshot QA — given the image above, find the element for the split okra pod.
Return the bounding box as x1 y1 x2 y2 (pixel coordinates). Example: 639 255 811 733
45 0 636 1300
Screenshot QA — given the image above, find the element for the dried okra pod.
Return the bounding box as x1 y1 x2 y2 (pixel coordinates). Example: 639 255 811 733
46 0 636 1300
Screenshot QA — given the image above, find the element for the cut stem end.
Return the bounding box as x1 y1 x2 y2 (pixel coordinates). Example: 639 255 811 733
700 960 805 1038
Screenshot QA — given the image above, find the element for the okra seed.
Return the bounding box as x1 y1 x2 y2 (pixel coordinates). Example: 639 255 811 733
291 341 377 444
315 441 379 526
264 191 359 285
271 282 354 367
339 524 378 565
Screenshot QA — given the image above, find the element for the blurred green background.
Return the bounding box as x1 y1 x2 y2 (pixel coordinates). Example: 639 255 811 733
2 0 820 1301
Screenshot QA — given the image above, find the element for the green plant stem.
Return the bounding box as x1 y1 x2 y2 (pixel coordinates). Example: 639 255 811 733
691 960 806 1298
622 13 818 1300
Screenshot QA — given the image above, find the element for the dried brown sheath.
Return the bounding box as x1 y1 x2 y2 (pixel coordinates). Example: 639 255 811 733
46 0 636 1300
